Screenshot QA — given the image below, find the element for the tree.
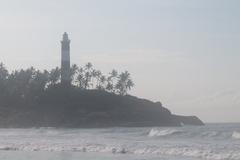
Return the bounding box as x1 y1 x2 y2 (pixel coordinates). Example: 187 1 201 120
49 67 61 86
110 69 118 78
97 75 106 90
106 69 118 93
84 62 93 89
29 70 49 95
76 67 85 89
0 63 9 99
0 63 8 81
0 61 135 99
94 70 102 89
5 67 36 99
70 64 78 84
115 71 134 95
126 79 134 90
91 69 98 89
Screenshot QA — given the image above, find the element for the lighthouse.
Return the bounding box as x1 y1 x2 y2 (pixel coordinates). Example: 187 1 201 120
61 32 71 86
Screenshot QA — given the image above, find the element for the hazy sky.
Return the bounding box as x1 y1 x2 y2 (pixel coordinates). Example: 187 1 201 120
0 0 240 122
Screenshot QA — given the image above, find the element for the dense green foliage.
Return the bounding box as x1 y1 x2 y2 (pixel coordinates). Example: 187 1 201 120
0 62 134 103
0 62 204 128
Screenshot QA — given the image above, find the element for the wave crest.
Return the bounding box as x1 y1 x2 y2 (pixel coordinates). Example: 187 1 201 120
148 128 182 137
232 131 240 139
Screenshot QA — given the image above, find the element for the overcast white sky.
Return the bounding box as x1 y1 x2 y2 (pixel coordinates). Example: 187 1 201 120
0 0 240 122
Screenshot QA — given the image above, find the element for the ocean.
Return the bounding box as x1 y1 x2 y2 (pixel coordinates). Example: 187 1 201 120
0 123 239 160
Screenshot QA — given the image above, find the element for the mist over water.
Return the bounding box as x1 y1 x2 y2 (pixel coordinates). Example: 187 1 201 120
0 123 239 160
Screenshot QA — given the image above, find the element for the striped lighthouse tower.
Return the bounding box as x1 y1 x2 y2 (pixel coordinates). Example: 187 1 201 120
61 32 71 86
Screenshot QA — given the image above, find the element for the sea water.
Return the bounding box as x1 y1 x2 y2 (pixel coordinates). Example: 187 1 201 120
0 123 239 160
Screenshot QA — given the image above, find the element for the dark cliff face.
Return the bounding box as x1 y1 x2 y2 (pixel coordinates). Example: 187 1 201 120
172 115 204 126
0 88 204 128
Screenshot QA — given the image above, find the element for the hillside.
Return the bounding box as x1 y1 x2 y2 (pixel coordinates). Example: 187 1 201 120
0 86 204 128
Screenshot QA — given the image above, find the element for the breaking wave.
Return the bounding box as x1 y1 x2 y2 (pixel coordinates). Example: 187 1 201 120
148 128 183 137
0 124 240 160
148 128 240 140
232 131 240 139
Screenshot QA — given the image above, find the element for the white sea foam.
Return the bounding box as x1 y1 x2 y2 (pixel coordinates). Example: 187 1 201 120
148 128 182 137
0 143 239 160
232 131 240 139
0 124 240 160
133 147 240 160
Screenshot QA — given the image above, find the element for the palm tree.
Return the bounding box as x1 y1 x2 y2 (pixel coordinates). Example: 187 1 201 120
126 79 134 90
106 69 118 93
115 71 133 95
84 62 93 89
91 69 98 89
106 82 114 92
76 67 85 89
97 75 106 90
70 64 78 85
110 69 118 78
85 62 92 70
94 70 102 89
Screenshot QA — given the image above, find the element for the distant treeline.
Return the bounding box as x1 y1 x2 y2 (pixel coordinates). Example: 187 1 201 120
0 62 134 102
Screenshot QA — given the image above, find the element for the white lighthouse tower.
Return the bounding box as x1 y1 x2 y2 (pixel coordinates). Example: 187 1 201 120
61 32 71 86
